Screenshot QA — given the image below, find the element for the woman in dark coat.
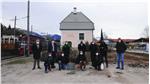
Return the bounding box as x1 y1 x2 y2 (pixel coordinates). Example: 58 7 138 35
99 40 108 68
89 41 98 68
95 52 104 71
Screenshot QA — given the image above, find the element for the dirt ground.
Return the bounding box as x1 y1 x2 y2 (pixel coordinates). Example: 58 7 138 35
1 52 149 84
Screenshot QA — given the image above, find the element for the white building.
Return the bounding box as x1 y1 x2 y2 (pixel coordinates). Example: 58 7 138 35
2 35 18 44
60 7 95 47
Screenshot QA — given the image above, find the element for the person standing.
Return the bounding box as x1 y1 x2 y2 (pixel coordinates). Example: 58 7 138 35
115 38 127 70
62 41 70 64
32 39 42 70
78 41 86 55
99 40 108 68
48 40 57 68
89 41 98 68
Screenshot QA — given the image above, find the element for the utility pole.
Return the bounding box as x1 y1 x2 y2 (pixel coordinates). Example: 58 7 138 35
14 16 17 43
27 0 30 57
31 25 33 33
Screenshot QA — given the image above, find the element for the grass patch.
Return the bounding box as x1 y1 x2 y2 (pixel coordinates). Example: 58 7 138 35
7 58 32 65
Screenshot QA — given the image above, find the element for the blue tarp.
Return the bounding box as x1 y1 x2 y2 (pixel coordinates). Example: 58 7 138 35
51 34 61 41
29 32 44 39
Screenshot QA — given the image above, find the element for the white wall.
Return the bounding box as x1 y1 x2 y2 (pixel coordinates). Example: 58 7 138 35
61 30 93 47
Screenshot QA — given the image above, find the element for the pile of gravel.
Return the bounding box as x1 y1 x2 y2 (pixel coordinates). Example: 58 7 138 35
128 63 148 68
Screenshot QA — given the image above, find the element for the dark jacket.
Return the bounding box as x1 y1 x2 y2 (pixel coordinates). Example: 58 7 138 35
44 55 53 65
95 53 104 65
75 53 86 64
99 42 108 55
62 44 70 55
90 43 98 53
115 41 127 53
32 43 42 59
78 43 86 53
58 55 67 64
48 42 57 53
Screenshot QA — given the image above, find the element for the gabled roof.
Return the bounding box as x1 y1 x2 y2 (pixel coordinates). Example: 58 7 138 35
60 12 94 30
60 12 93 23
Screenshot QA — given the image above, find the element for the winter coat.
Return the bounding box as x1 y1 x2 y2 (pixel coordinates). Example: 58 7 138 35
32 43 42 59
115 41 127 53
90 43 98 53
99 42 108 55
75 53 86 64
58 55 67 64
78 43 86 54
62 44 70 56
48 42 57 53
44 55 53 65
95 53 104 65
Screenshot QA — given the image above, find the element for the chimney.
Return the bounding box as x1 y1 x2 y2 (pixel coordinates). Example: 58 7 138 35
73 7 77 14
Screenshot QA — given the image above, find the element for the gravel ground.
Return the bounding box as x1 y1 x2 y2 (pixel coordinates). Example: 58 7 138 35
1 59 149 84
1 51 149 84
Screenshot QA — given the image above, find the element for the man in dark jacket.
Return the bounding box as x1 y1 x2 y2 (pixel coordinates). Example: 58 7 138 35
44 53 53 73
32 39 42 70
48 40 57 68
99 40 108 68
89 41 98 68
115 38 127 70
75 51 86 71
78 41 86 55
58 52 66 70
62 41 70 64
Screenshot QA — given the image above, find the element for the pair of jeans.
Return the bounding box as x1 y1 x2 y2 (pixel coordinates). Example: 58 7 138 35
44 62 50 72
58 63 66 70
117 53 124 69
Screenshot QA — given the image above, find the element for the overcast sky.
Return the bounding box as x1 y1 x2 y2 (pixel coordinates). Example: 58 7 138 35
1 0 148 39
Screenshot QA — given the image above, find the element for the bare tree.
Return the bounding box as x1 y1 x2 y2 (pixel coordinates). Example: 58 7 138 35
142 26 149 38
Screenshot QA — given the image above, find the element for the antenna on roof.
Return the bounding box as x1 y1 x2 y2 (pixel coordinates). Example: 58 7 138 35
73 7 77 14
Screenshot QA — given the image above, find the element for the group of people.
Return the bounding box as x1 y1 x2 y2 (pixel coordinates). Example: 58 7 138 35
75 40 108 71
32 40 71 73
32 38 127 73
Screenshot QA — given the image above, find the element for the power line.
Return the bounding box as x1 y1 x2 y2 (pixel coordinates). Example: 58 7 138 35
9 16 27 21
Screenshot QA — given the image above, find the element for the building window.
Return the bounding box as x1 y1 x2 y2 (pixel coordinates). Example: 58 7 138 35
10 38 14 44
79 33 84 40
5 38 9 43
